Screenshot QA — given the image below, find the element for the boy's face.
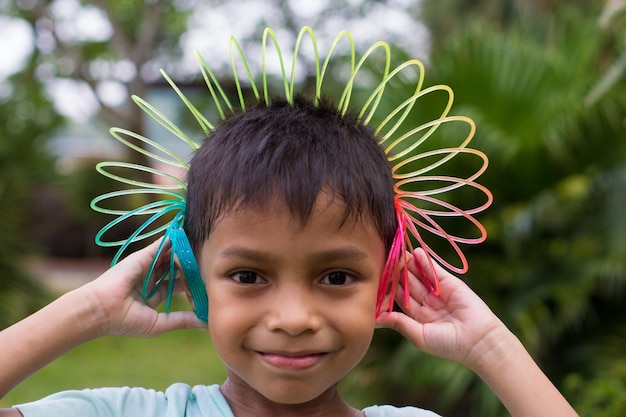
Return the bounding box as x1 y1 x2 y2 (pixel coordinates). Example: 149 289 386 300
199 193 386 405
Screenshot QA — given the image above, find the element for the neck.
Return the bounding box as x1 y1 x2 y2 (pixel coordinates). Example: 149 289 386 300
220 375 363 417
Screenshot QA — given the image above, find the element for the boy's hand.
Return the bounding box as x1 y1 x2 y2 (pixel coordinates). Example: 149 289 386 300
375 248 505 367
0 241 206 399
79 240 207 338
376 249 580 417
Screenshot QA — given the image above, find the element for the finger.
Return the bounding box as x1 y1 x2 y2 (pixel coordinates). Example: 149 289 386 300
177 269 193 306
102 239 165 285
144 277 189 308
398 251 438 307
124 239 164 269
407 249 438 286
407 248 468 302
401 272 430 308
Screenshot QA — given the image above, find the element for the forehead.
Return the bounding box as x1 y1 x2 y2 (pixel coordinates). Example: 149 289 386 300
221 193 368 236
201 192 385 262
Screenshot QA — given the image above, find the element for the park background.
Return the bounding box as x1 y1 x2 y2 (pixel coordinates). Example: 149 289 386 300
1 0 625 416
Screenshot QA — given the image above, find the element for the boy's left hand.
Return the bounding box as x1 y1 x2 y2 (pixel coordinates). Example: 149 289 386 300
375 249 506 368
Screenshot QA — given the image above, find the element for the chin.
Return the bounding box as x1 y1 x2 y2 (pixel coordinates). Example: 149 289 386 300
262 383 331 405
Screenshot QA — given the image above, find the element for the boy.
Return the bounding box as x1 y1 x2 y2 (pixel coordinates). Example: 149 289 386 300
0 97 578 416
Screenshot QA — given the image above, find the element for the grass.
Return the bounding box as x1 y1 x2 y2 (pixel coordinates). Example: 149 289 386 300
1 296 227 407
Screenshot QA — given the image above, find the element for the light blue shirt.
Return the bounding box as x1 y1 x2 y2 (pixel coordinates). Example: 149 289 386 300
16 384 440 416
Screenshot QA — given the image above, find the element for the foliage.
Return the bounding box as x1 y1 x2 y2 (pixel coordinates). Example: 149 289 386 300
564 358 626 417
357 2 626 416
3 0 195 171
0 63 63 328
586 0 626 105
0 0 194 323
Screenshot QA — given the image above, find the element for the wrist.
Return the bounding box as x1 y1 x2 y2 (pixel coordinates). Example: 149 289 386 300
461 321 579 416
462 321 522 376
61 285 112 340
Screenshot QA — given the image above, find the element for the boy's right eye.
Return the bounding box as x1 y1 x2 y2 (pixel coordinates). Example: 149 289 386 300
231 271 264 284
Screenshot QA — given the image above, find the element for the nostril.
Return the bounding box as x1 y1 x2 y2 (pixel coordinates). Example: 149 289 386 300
265 301 322 335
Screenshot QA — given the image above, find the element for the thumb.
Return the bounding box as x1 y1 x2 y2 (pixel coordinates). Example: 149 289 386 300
376 311 426 349
150 311 207 335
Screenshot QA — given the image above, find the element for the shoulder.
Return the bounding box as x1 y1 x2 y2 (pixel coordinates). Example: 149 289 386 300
363 404 442 417
14 384 231 417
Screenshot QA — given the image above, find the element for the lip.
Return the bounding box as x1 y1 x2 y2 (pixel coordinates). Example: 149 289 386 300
257 351 329 371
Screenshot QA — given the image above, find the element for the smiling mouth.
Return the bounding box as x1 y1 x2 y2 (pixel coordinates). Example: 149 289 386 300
257 351 329 370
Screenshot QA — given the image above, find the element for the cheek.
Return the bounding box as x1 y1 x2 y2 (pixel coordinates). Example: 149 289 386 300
207 287 249 329
206 282 249 346
335 290 378 343
207 298 253 365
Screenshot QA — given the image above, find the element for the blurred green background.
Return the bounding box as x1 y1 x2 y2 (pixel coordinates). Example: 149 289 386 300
1 0 625 416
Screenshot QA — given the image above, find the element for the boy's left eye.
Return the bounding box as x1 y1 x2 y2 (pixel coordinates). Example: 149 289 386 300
320 271 355 286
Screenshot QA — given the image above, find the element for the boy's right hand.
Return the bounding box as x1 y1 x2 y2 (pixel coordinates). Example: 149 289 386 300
0 241 206 399
80 240 207 338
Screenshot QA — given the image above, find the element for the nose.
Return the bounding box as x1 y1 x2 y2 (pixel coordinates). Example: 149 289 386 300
265 284 322 336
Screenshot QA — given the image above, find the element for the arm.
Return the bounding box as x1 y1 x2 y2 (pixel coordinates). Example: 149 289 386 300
376 249 579 417
0 241 205 401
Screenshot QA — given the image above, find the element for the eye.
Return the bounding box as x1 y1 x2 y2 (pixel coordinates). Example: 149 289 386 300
320 271 355 286
231 271 264 284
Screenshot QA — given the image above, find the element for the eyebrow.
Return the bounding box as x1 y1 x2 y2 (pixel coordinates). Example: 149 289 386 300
219 246 369 264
